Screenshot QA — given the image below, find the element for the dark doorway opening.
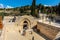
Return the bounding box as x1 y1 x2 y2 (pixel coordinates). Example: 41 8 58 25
23 21 28 30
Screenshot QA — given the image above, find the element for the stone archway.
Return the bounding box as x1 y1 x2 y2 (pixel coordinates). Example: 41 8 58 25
17 15 37 32
19 18 31 35
22 18 31 30
23 21 28 30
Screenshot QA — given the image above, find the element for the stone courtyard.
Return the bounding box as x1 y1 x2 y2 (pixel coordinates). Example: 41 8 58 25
0 15 45 40
0 15 60 40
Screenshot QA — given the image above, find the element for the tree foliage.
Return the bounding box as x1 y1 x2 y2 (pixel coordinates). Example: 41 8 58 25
56 3 60 15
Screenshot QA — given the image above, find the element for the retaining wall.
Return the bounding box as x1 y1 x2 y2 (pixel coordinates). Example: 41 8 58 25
37 22 60 40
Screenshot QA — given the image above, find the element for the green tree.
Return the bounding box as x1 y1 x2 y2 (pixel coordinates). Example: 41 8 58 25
0 12 4 20
31 0 39 18
31 0 36 16
57 3 60 15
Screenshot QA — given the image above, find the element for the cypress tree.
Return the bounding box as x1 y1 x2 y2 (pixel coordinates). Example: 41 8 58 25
31 0 36 16
31 0 39 18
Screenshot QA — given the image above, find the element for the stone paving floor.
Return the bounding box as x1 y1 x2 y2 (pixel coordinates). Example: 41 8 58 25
0 18 45 40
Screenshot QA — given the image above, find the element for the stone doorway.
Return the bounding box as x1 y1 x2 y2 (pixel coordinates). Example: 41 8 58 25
23 21 28 30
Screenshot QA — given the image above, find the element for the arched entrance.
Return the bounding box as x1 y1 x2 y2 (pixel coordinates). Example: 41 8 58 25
20 19 31 35
22 18 31 30
23 21 28 30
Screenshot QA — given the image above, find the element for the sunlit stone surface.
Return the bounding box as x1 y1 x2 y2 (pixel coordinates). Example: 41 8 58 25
0 15 45 40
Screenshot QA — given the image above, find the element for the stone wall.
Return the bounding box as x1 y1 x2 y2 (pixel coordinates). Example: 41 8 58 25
37 22 60 40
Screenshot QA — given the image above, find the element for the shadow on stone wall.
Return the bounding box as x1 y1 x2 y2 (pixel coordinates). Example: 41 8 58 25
32 25 51 40
32 22 60 40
